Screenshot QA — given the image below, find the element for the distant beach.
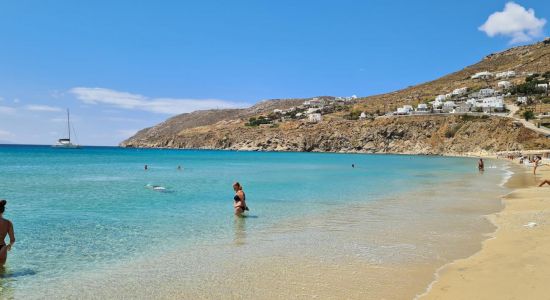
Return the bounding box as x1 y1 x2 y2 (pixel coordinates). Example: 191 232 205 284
420 158 550 299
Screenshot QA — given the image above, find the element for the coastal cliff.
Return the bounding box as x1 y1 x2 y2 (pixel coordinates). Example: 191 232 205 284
120 115 550 155
121 40 550 154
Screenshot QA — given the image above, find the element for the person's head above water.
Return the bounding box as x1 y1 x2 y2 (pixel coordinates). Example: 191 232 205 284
233 182 243 192
0 200 6 214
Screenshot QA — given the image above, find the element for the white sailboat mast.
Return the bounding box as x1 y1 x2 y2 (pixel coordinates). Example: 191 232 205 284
67 109 71 141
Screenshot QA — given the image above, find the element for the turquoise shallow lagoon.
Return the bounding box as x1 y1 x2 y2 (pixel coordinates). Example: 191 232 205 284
0 145 510 298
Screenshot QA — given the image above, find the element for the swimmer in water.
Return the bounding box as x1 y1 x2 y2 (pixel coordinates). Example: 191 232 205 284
232 182 249 217
478 159 484 172
146 184 166 191
144 164 148 171
0 200 15 266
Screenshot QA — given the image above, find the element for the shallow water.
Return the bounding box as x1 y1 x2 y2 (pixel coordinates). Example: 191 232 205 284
0 145 509 299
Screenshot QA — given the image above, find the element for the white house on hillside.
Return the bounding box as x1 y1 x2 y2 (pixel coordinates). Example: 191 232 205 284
475 96 505 112
416 103 429 113
496 71 516 79
497 81 512 89
396 105 413 115
479 88 495 97
517 96 528 104
432 99 443 109
452 87 468 96
435 95 446 102
442 101 456 112
471 71 493 79
537 83 548 90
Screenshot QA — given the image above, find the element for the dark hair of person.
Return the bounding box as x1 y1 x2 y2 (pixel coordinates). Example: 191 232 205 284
0 200 6 213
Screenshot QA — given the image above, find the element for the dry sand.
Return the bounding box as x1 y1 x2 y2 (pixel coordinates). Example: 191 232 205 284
420 161 550 300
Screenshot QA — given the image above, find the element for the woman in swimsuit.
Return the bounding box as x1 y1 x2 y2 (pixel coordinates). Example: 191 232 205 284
232 182 248 217
0 200 15 266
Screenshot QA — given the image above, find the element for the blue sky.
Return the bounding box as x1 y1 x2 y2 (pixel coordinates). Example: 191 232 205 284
0 1 548 145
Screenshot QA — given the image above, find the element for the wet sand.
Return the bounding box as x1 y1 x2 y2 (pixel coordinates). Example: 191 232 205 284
420 161 550 299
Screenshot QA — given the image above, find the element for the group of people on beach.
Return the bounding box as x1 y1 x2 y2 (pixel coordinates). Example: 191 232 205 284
501 154 550 187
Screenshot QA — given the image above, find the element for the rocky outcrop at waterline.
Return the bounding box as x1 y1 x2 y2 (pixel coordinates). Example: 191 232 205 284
120 115 550 155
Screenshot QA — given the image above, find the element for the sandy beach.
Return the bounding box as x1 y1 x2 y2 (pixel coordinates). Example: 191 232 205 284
420 160 550 299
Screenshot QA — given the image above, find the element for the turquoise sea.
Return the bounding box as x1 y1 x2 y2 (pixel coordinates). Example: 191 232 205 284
0 145 510 299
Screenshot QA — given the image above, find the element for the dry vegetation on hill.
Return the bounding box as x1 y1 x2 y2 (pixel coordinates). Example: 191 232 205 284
121 40 550 154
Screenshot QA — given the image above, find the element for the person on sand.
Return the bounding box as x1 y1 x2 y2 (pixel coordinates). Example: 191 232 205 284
539 179 550 187
232 182 249 217
0 200 15 266
533 156 541 175
478 158 484 172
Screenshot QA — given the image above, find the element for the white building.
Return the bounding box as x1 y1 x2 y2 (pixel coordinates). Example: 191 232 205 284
466 98 477 106
308 113 322 123
497 81 512 89
496 71 516 79
432 99 443 109
417 103 429 111
475 96 505 112
452 87 468 96
273 109 283 114
443 101 456 108
471 71 493 79
442 101 456 112
304 98 323 107
359 112 367 120
517 96 528 104
435 95 446 102
479 88 495 97
395 105 413 115
537 83 548 90
416 103 430 113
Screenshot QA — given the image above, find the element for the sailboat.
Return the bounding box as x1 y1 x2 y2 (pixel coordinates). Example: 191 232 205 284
52 109 81 148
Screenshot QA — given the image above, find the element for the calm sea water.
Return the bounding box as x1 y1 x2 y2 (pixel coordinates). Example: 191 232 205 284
0 145 509 298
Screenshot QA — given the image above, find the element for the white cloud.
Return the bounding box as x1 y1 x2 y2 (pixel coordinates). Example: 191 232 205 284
25 104 63 112
0 106 16 114
13 98 20 103
479 2 547 44
0 129 14 139
69 87 248 115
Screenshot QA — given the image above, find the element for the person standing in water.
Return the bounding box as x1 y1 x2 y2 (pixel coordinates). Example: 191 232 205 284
232 182 248 217
0 200 15 266
478 159 484 172
144 164 148 171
